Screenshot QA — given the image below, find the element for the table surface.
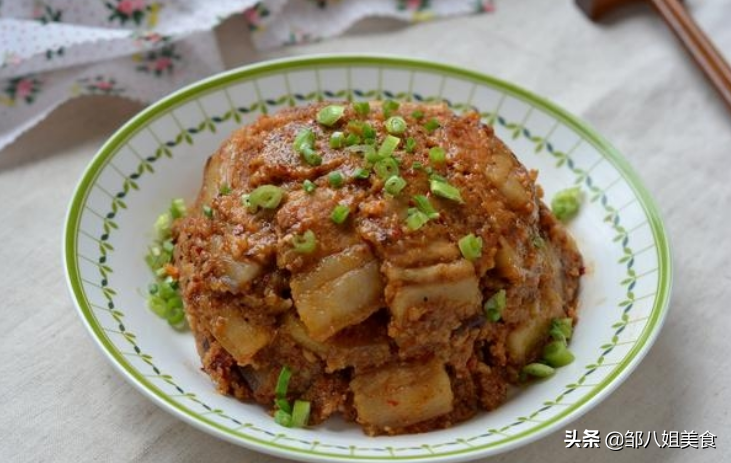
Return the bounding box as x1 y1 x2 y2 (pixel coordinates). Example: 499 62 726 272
2 0 730 461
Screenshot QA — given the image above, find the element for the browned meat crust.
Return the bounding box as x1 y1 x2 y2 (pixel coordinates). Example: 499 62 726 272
173 102 583 435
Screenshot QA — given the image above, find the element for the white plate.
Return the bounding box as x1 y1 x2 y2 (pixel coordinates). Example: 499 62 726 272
64 55 672 462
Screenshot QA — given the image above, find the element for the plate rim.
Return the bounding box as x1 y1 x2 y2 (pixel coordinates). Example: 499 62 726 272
63 53 673 462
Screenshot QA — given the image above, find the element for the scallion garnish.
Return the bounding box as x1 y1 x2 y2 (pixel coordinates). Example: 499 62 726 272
145 199 189 331
202 205 213 218
353 101 370 116
458 233 483 261
301 146 322 166
374 157 399 180
331 204 350 224
549 317 574 343
329 131 345 148
317 104 345 127
348 144 376 160
413 195 440 219
405 208 429 231
405 137 417 153
411 109 425 120
484 289 506 322
169 198 187 219
543 340 575 367
383 100 400 118
154 212 172 240
293 128 322 166
551 187 583 222
522 363 555 378
275 366 292 398
385 116 407 135
429 178 464 203
362 123 376 141
429 147 446 165
377 135 401 158
353 167 370 180
293 127 315 153
384 176 407 196
344 133 361 146
274 409 292 427
424 118 440 133
290 400 311 428
248 185 285 210
303 179 316 194
292 230 317 253
328 171 345 188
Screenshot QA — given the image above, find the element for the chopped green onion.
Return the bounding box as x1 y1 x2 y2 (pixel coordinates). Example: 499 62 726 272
522 363 555 378
301 146 322 166
329 131 345 148
328 171 345 188
551 187 582 222
274 409 292 428
385 116 407 135
249 185 284 210
353 167 370 180
275 398 292 414
166 306 185 326
374 157 400 180
293 128 315 153
384 176 407 196
293 128 322 166
159 277 178 298
219 183 231 196
202 205 213 219
147 295 167 317
154 212 172 240
362 124 376 140
405 137 417 153
405 208 429 231
169 198 187 219
378 135 401 158
543 340 575 367
383 100 400 118
412 161 424 170
429 178 464 203
303 179 316 194
413 195 440 219
458 233 483 261
348 144 376 160
241 194 255 213
348 121 376 141
411 110 425 120
344 133 361 146
317 104 345 127
292 230 317 253
331 204 350 224
275 366 292 399
424 118 440 133
484 289 506 322
291 400 311 428
162 240 174 253
353 101 370 116
148 282 159 295
549 317 573 343
429 147 446 165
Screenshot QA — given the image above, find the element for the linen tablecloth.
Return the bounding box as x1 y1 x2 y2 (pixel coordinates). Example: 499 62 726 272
1 0 730 461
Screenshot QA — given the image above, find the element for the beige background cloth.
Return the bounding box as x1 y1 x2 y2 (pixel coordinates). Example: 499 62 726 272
1 0 729 461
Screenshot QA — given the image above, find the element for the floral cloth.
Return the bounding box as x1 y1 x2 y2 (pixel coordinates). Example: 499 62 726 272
0 0 494 151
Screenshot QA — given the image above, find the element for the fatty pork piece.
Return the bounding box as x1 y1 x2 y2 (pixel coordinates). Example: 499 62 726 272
173 100 583 435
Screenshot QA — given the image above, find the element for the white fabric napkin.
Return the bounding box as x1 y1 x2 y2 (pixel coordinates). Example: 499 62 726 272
0 0 494 151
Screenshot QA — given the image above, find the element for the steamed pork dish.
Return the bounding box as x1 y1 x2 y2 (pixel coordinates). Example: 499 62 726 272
172 101 583 435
